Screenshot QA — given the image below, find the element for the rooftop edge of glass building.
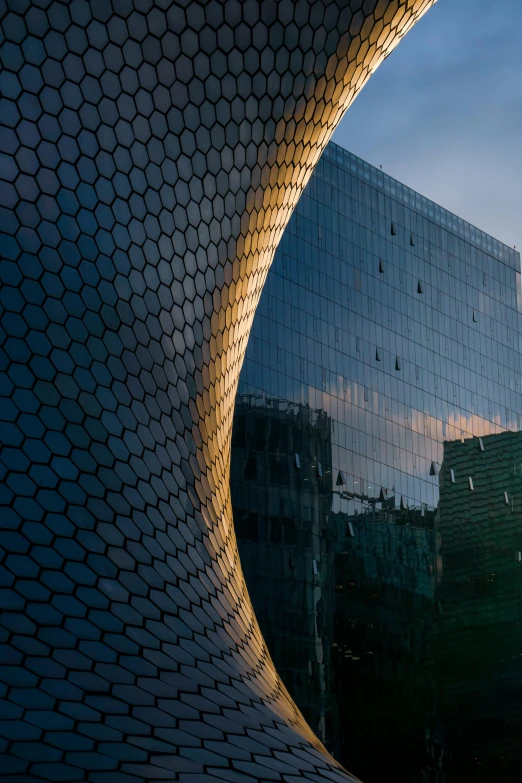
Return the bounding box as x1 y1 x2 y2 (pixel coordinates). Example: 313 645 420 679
323 142 520 271
231 141 522 781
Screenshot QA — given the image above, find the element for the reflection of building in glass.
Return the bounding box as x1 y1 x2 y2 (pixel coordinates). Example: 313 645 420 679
435 431 522 782
231 395 337 747
331 508 441 779
231 141 522 781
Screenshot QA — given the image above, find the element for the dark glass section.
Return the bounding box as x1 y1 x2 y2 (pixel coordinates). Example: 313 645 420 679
436 431 522 782
232 142 522 780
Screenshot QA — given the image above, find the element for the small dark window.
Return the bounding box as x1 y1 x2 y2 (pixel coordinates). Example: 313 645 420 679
395 357 401 371
235 511 259 542
430 462 438 476
390 221 396 236
364 386 369 402
244 456 257 481
376 347 381 361
410 233 415 246
270 518 283 544
473 310 477 322
294 453 301 469
336 470 345 486
379 259 385 273
417 280 423 294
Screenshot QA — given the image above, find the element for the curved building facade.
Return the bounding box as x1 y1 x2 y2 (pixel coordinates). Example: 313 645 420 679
0 2 436 781
231 143 522 780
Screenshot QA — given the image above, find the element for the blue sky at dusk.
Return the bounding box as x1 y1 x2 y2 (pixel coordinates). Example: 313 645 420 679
334 0 522 252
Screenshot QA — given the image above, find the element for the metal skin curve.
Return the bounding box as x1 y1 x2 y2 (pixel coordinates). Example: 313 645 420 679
0 1 435 781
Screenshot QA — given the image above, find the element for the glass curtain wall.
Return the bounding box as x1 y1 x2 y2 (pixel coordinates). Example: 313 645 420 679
231 141 522 782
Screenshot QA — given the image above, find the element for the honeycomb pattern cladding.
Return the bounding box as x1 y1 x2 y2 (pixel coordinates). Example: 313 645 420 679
0 1 434 780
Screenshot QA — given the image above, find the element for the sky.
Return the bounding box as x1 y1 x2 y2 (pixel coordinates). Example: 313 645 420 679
333 0 522 253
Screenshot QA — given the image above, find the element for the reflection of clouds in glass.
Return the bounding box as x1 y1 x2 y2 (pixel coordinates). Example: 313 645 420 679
322 376 513 438
316 374 516 509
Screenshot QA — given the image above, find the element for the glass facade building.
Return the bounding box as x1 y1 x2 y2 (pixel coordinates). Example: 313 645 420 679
231 142 522 781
